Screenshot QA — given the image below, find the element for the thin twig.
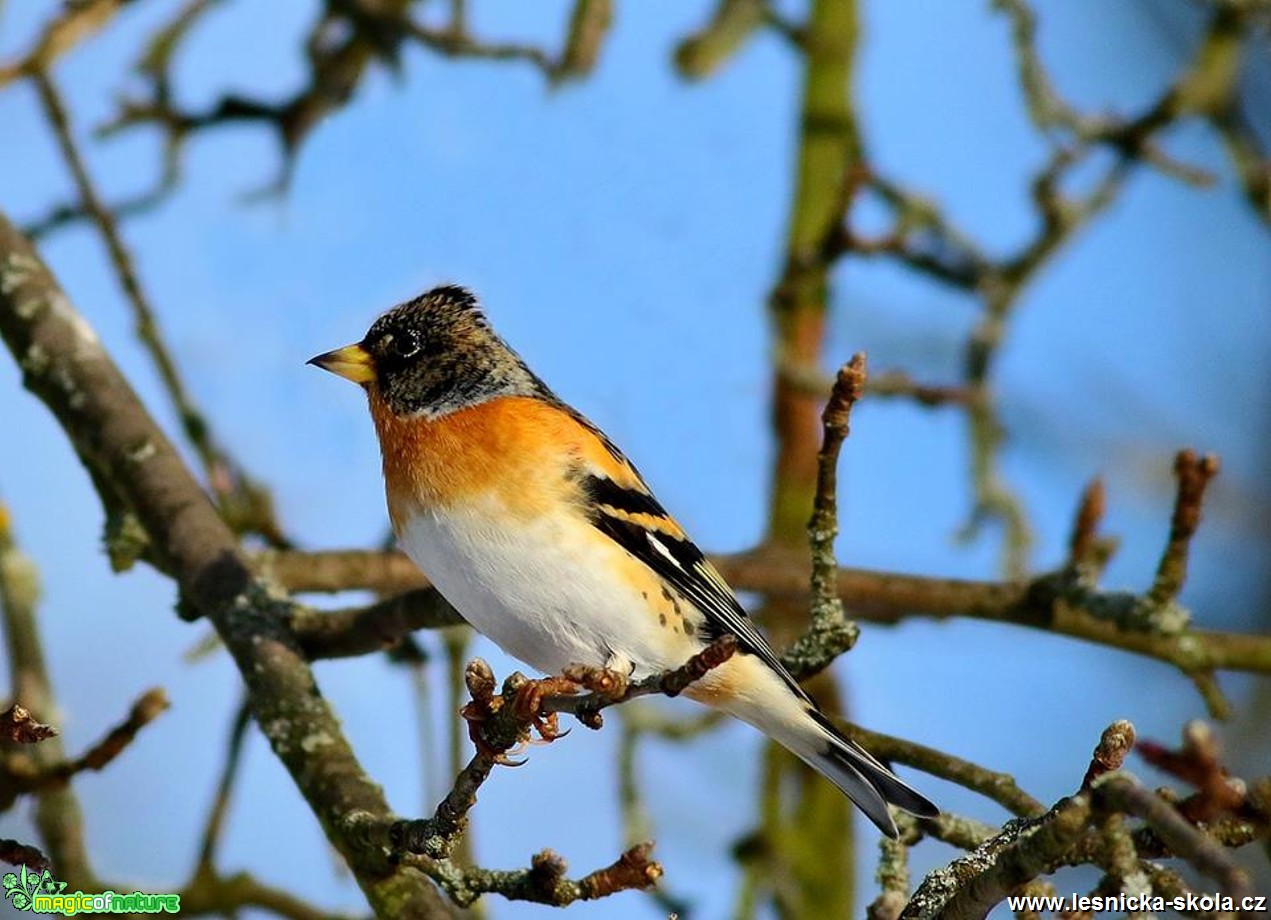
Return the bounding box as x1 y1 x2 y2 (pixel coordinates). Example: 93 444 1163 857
31 70 289 547
1147 449 1221 606
0 0 129 87
867 834 909 920
1136 720 1245 823
1079 720 1135 792
808 354 866 632
289 589 463 659
22 185 173 242
2 688 168 798
1092 773 1252 899
0 705 56 744
194 697 252 872
674 0 768 80
99 0 610 203
845 723 1046 819
1066 477 1107 572
0 838 50 871
0 500 96 885
175 868 362 920
866 371 972 408
55 687 168 778
780 355 868 675
392 636 738 861
399 842 663 908
343 642 736 908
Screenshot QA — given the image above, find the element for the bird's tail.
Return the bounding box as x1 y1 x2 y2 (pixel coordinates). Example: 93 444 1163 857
727 681 938 837
790 709 939 838
689 656 938 837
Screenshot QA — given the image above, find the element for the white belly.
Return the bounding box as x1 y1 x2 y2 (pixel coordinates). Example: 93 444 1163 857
397 497 693 678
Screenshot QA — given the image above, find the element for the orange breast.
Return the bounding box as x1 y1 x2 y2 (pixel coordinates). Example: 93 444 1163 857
370 393 607 530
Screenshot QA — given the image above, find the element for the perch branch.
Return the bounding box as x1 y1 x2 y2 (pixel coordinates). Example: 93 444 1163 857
350 639 734 908
400 843 662 909
391 636 738 860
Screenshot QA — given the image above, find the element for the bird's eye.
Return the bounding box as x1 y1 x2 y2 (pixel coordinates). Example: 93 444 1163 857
390 330 421 359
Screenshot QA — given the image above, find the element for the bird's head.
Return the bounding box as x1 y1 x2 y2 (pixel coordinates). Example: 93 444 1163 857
309 285 541 418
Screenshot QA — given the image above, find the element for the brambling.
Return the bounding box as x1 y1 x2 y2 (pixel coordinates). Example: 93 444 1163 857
309 285 937 837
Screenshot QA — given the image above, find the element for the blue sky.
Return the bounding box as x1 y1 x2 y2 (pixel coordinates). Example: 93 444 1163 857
1 2 1268 916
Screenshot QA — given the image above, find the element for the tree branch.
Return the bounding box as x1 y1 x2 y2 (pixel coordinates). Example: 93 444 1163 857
0 0 132 88
290 588 464 659
899 719 1269 918
0 212 451 916
1 688 169 793
97 0 611 201
357 639 736 908
0 705 56 745
390 636 738 861
31 70 290 548
263 545 1271 683
0 501 97 884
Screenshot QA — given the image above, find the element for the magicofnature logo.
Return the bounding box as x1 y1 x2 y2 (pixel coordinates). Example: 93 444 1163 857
3 864 64 910
3 865 180 915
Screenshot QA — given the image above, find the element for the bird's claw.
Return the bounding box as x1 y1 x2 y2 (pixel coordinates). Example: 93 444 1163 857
458 664 631 762
459 702 529 765
562 663 630 699
512 676 580 743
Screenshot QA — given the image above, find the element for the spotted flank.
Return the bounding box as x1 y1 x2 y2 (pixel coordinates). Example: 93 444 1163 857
578 469 813 705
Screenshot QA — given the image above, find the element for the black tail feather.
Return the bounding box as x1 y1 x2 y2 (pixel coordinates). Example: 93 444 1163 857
807 711 939 836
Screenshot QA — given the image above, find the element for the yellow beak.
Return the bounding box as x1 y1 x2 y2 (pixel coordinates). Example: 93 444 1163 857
307 343 376 384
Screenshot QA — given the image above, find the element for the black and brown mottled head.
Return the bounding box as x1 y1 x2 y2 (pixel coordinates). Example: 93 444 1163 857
309 285 548 418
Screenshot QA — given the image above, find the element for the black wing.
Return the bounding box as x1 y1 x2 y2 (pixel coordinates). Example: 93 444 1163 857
581 471 813 705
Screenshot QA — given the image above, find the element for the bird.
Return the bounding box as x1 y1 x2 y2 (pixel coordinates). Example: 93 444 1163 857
309 284 937 837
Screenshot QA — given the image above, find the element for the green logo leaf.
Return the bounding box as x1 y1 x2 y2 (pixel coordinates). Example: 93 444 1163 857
1 864 60 911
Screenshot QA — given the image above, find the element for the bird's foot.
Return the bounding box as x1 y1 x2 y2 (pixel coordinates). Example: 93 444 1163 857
458 659 534 764
511 676 581 743
562 663 631 700
458 698 528 765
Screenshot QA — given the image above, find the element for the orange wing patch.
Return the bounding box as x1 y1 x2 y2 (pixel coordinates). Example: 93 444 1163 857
568 430 647 493
592 506 687 541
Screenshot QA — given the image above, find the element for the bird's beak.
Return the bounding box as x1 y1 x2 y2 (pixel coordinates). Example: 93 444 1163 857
307 343 376 384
